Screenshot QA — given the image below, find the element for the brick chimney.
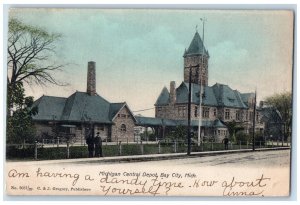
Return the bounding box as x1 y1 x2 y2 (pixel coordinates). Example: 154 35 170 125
87 61 96 96
170 81 176 104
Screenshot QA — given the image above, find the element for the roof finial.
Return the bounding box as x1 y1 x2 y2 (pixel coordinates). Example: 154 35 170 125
195 24 198 32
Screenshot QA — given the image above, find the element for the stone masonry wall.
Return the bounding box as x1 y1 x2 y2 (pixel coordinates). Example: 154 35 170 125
111 106 135 142
155 104 218 121
184 55 208 86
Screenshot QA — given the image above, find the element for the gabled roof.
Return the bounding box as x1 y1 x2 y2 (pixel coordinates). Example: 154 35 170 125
156 82 218 106
32 90 138 124
212 83 248 108
184 31 209 57
32 91 137 124
32 96 66 121
109 103 125 120
155 87 170 106
110 102 137 122
60 91 111 123
240 93 255 106
155 82 252 109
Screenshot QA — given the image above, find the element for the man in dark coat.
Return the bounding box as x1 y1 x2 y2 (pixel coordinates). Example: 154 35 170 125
222 137 229 150
94 132 103 157
86 135 95 158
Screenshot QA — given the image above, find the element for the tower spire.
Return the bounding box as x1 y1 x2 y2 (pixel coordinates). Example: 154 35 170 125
183 18 209 86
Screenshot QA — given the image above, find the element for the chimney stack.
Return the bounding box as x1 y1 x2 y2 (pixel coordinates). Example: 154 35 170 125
170 81 176 104
87 61 96 96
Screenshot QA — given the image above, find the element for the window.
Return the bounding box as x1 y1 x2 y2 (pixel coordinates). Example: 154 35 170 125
178 106 186 117
225 109 230 120
218 130 220 135
202 107 209 118
236 111 240 121
249 111 253 121
194 106 198 117
121 114 126 118
98 125 104 131
228 98 235 103
256 113 259 121
120 124 126 132
213 108 217 117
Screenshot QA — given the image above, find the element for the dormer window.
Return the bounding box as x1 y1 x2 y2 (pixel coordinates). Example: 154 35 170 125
228 97 235 103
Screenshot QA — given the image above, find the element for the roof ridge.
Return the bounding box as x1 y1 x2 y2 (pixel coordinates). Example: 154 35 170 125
61 92 77 121
32 95 44 108
95 93 111 104
234 90 246 108
111 102 125 105
40 95 67 99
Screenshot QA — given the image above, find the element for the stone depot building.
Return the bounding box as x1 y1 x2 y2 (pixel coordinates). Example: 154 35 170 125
31 31 283 143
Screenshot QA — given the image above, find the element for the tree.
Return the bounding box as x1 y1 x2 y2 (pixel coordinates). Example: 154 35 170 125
235 131 251 145
7 18 65 113
224 120 244 143
169 126 186 141
7 18 65 144
6 82 38 144
264 92 292 140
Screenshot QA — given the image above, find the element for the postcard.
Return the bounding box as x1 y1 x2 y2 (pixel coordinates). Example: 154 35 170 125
5 8 293 197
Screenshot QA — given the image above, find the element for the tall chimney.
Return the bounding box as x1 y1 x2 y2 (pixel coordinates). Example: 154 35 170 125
87 61 96 96
170 81 176 104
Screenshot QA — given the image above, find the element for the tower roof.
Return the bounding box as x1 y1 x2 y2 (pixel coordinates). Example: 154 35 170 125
155 87 170 106
184 31 209 57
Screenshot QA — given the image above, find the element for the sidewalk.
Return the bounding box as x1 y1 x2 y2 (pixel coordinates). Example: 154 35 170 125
7 146 290 165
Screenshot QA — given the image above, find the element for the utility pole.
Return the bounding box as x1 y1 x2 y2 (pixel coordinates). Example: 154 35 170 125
187 67 192 155
252 89 257 151
198 17 207 147
185 64 199 155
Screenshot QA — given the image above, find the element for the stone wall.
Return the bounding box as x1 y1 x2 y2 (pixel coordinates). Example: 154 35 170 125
111 105 135 142
155 103 218 121
184 55 208 86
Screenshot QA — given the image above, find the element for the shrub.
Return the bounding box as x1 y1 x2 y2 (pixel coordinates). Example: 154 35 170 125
235 131 251 145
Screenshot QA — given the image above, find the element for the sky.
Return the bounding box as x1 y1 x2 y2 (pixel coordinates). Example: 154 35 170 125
7 9 294 117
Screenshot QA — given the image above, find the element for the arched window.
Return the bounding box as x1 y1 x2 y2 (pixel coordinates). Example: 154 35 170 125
120 124 126 132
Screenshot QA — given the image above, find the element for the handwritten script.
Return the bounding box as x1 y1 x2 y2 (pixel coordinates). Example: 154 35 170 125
6 167 273 196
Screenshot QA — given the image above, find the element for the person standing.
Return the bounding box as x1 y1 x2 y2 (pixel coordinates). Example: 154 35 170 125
94 132 103 157
86 135 95 158
222 137 229 150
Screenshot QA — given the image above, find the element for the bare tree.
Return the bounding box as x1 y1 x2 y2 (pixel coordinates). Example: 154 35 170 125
7 18 65 87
